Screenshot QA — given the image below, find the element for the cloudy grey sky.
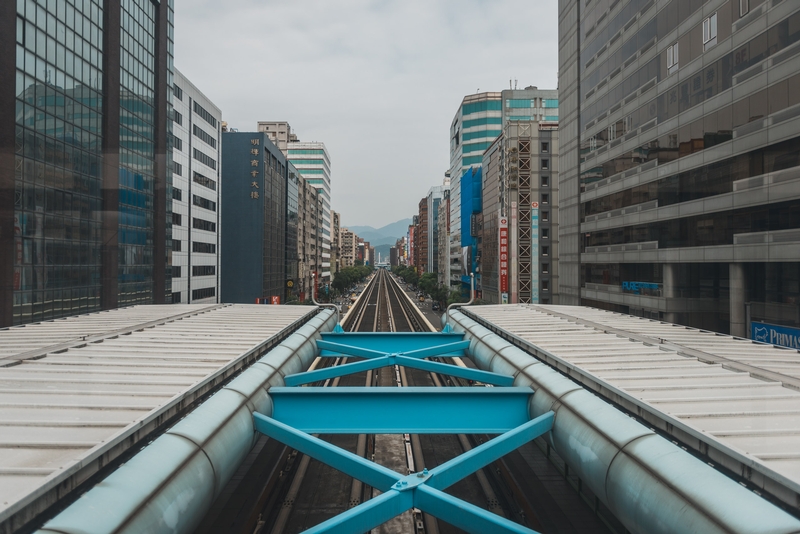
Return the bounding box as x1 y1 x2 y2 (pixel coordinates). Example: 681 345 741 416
175 0 559 229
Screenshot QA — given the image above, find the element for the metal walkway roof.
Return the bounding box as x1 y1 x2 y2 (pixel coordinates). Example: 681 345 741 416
462 304 800 510
0 304 317 532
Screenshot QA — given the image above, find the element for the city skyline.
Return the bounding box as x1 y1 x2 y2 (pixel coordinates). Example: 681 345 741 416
173 0 559 228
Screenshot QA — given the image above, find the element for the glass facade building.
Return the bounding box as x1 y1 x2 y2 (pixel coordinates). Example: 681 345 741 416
2 0 174 326
558 0 800 335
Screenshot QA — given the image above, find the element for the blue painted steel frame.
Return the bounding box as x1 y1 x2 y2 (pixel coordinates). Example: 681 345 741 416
253 411 553 534
284 354 514 387
253 330 551 533
269 386 533 433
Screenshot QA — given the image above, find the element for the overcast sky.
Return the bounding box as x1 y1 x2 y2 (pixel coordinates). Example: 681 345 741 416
175 0 559 230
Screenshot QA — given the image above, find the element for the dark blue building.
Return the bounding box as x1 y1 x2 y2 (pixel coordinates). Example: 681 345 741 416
221 133 287 303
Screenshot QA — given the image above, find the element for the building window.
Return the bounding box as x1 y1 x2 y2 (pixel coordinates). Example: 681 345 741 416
193 217 217 232
172 212 182 226
193 124 217 149
542 193 549 204
541 141 549 153
542 211 550 222
173 266 182 278
193 102 218 128
667 42 679 73
542 280 550 291
172 187 183 201
192 287 216 300
193 241 216 254
542 176 549 187
193 148 217 170
192 265 216 276
173 161 182 176
542 228 549 239
173 240 182 251
174 110 183 126
173 84 183 101
542 263 550 273
541 159 549 170
739 0 749 17
172 135 182 151
542 298 550 304
703 13 717 47
542 246 550 256
193 194 216 212
171 291 182 303
193 172 217 191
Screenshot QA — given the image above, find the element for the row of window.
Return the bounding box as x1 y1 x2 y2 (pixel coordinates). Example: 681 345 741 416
193 171 216 191
192 217 216 232
193 101 217 128
192 194 216 212
193 148 216 170
193 124 216 148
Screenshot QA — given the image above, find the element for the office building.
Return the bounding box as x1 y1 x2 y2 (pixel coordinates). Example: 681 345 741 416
1 0 175 326
171 69 221 304
298 176 322 300
331 210 340 276
286 162 300 302
417 197 428 273
559 0 800 336
437 188 451 286
256 120 298 153
220 132 286 304
287 141 332 282
481 94 559 305
426 186 446 274
339 228 356 268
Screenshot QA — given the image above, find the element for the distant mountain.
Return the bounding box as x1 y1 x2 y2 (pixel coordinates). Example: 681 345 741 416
344 218 412 244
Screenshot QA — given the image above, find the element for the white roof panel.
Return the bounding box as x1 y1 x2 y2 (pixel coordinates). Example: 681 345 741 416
0 304 317 530
464 304 800 508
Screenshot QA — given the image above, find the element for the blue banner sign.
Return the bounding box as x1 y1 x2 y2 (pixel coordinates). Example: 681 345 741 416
621 281 660 295
752 322 800 349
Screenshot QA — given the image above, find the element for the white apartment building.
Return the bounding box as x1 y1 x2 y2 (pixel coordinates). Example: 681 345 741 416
171 69 222 304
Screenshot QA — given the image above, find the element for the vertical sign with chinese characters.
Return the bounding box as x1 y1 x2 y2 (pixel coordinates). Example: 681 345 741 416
499 212 509 302
250 139 260 199
531 201 539 303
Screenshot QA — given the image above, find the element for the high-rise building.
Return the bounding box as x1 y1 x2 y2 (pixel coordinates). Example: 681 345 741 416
171 69 221 304
339 228 356 268
220 132 286 303
287 141 332 282
437 188 451 286
426 186 445 273
482 91 559 305
298 176 321 300
447 92 503 294
286 162 300 303
2 0 175 326
331 210 340 276
417 197 428 273
559 0 800 336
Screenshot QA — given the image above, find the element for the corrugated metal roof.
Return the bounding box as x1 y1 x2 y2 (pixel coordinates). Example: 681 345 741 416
464 304 800 507
0 304 317 530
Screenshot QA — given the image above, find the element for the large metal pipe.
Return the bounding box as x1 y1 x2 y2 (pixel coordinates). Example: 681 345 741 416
447 310 800 534
37 309 338 534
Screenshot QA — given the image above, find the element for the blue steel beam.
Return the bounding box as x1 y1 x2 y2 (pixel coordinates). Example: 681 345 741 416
252 413 398 490
320 332 465 353
393 340 470 359
304 490 414 534
316 340 388 359
284 356 392 386
269 387 533 433
415 484 540 534
428 411 554 490
284 354 514 387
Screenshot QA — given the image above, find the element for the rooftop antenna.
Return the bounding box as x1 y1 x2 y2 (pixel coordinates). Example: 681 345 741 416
510 79 512 89
515 79 518 89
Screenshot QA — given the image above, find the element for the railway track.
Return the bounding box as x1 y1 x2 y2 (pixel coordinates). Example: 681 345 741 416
197 269 615 534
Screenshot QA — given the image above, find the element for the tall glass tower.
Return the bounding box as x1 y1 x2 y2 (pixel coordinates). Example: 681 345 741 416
1 0 175 326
